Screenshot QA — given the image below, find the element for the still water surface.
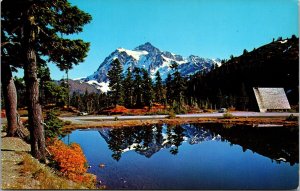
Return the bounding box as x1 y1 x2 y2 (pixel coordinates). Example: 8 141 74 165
62 123 299 189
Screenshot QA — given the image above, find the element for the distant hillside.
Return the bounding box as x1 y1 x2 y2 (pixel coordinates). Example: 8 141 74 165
186 36 299 110
56 79 100 94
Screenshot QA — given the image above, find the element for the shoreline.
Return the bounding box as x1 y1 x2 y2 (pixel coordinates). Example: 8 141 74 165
62 116 298 131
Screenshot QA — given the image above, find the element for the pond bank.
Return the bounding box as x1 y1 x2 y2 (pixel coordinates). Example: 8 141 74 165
1 132 93 189
62 116 298 131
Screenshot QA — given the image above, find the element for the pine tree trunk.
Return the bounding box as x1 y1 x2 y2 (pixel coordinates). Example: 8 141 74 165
1 63 18 136
23 14 46 162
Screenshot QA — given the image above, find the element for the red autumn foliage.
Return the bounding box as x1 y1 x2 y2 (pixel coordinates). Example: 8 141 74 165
103 105 129 114
1 110 6 118
47 139 95 184
101 103 168 115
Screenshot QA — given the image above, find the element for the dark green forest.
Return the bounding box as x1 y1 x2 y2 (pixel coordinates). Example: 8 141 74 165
185 36 299 111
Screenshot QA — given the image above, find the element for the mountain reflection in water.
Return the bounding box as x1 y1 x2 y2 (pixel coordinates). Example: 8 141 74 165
98 123 298 165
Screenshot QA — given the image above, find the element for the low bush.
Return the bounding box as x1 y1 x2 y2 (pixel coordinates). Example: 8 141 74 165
64 121 72 125
167 109 176 119
144 110 170 115
47 139 96 186
285 114 298 121
44 109 64 139
222 112 234 119
171 102 188 114
1 124 7 132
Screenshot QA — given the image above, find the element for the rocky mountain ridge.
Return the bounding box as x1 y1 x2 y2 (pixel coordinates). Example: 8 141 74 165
75 42 221 93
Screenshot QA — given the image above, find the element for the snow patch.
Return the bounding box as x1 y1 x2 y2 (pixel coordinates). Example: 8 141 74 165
176 60 187 65
283 45 292 53
161 55 172 63
117 48 148 60
99 82 110 93
122 143 139 152
212 59 222 67
86 80 101 86
73 77 85 80
161 55 186 65
279 40 288 44
86 80 110 93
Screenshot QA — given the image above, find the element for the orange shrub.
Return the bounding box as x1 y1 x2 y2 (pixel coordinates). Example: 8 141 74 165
47 139 95 185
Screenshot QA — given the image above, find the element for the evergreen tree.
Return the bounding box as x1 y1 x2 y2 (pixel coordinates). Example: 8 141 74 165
154 71 164 104
43 81 68 106
217 89 224 108
141 69 154 108
78 93 85 111
171 62 185 111
1 9 24 137
165 73 173 106
37 63 51 105
2 0 92 161
93 93 100 112
14 77 26 108
107 59 124 106
98 93 108 110
83 89 89 111
243 49 248 55
123 67 134 108
173 71 184 104
43 81 58 104
57 79 69 107
70 92 78 108
239 83 249 110
133 67 143 107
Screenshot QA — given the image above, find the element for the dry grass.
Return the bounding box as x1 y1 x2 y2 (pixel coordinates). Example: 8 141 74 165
222 112 234 119
1 133 96 190
17 154 93 189
63 117 298 132
18 109 28 117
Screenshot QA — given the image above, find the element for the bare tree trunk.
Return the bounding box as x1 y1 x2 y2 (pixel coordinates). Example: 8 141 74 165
66 69 70 109
1 63 18 136
23 14 46 162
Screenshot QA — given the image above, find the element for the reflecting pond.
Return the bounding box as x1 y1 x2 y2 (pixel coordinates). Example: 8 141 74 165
62 123 299 189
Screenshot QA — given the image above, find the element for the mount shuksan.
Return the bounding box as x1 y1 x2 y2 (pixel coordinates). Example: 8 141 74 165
79 42 221 92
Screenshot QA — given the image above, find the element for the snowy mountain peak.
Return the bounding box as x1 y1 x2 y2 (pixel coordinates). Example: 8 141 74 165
134 42 160 54
80 42 221 92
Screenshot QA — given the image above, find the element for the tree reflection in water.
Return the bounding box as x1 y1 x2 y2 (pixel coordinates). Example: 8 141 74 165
105 124 185 160
100 123 298 165
166 125 185 155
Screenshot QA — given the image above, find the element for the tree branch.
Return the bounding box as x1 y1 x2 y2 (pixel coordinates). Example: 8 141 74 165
1 41 21 47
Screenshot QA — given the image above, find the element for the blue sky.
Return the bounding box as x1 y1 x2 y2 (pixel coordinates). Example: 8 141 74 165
38 0 299 80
